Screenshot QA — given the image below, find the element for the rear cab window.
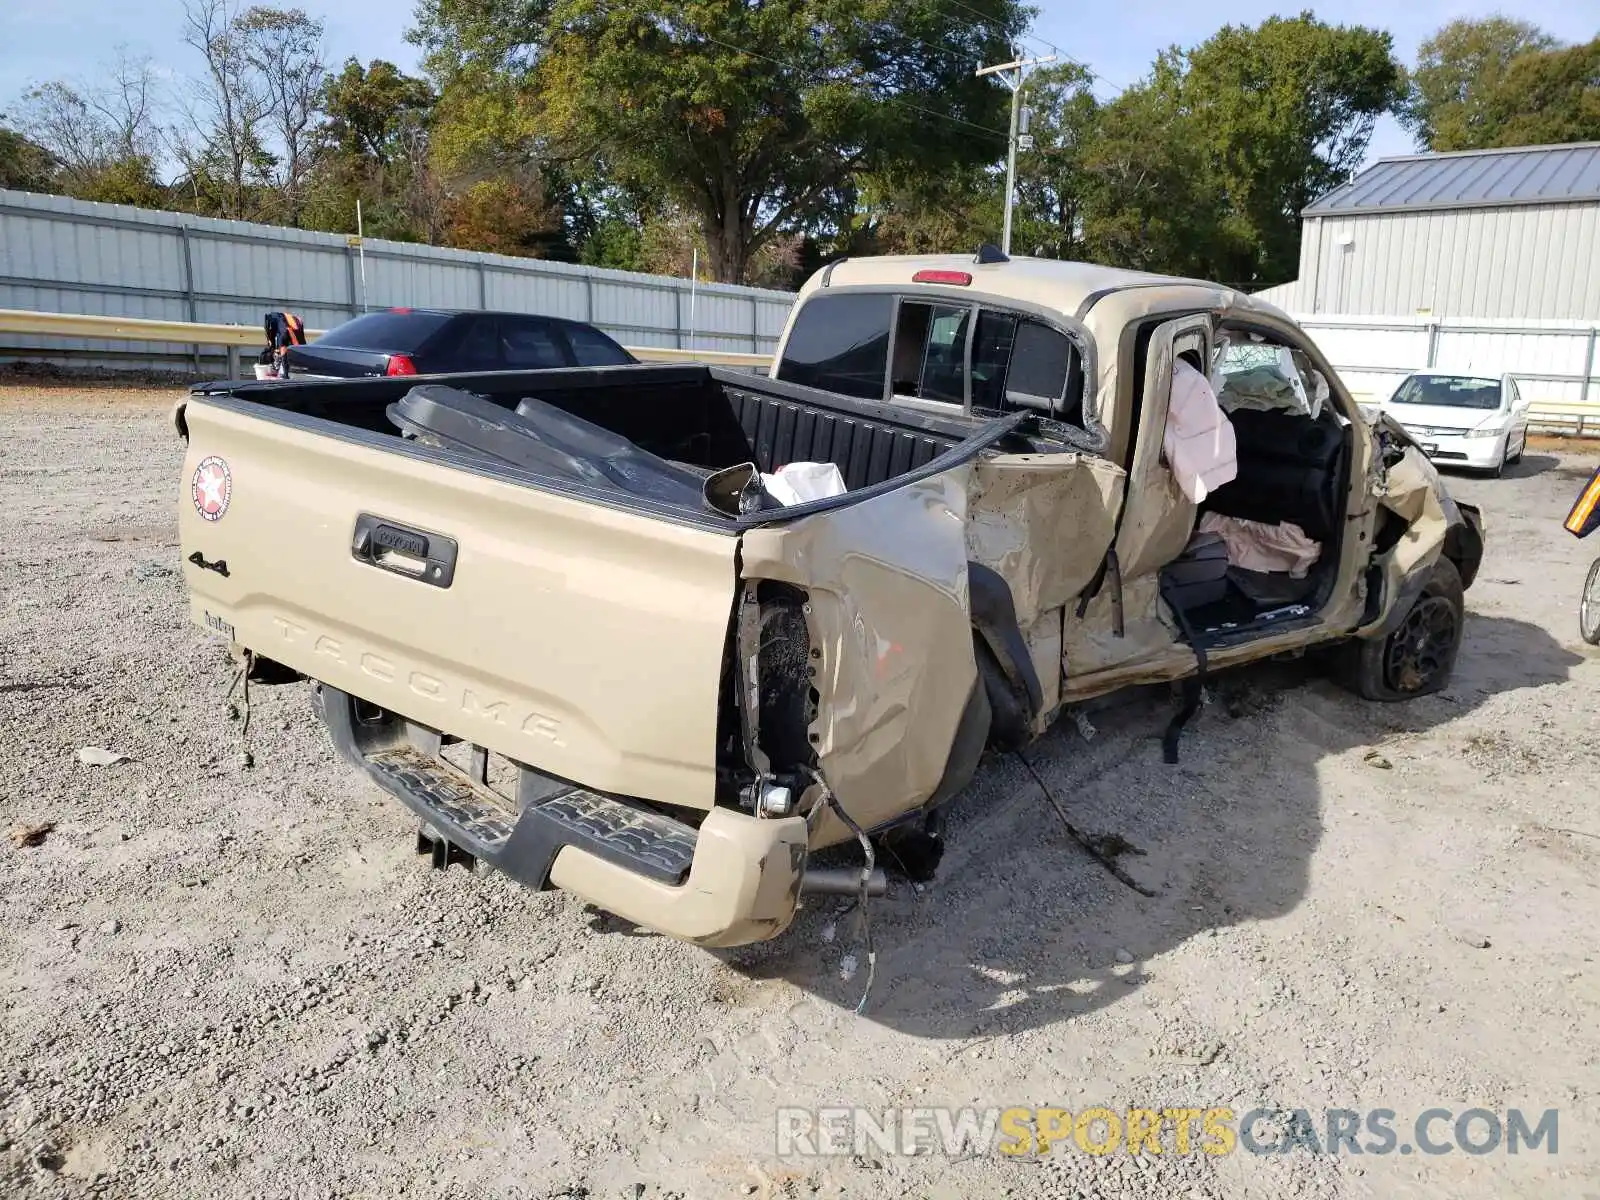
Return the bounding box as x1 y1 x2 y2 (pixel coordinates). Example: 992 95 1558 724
774 292 896 400
777 289 1085 428
318 310 454 350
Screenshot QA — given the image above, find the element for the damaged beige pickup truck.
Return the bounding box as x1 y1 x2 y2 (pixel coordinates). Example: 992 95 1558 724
176 249 1483 948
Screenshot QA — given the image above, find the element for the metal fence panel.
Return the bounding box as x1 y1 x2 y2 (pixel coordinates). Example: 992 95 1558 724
0 188 797 373
1290 312 1599 433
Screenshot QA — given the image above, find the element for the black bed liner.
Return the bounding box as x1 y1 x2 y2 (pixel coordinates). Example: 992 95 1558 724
189 362 1047 530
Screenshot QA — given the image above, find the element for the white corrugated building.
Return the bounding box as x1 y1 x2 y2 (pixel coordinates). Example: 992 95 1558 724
1255 143 1600 427
1259 141 1600 318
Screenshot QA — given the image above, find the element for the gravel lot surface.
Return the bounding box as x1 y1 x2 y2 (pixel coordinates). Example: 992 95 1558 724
3 380 1599 1200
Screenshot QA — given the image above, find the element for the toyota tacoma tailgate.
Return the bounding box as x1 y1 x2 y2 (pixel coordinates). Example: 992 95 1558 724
179 396 740 812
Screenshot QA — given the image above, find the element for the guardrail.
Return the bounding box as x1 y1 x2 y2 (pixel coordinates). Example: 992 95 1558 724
0 309 774 375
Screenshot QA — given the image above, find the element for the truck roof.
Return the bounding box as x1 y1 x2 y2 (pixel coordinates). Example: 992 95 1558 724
806 253 1286 325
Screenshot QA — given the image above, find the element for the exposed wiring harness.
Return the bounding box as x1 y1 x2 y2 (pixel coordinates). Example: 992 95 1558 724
226 649 255 769
1016 750 1156 898
805 768 878 1015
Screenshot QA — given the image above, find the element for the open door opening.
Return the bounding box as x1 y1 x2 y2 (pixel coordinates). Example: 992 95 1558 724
1171 328 1355 642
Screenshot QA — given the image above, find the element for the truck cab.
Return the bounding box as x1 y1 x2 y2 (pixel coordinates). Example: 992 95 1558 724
770 250 1483 707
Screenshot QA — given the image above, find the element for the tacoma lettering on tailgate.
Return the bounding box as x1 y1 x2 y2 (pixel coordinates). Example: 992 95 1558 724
269 616 566 745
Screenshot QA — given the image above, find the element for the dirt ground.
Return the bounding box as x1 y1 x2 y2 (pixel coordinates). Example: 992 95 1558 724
3 382 1599 1200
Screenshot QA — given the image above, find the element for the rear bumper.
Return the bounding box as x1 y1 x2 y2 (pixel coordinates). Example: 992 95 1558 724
547 808 809 948
315 685 808 947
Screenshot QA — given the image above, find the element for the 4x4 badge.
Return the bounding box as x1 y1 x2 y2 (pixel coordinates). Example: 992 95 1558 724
192 456 232 522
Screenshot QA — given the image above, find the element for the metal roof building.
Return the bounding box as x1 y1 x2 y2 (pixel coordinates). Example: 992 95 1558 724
1256 142 1600 320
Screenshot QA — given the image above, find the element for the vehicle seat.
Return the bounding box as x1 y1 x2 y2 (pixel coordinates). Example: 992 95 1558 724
1203 408 1348 542
1159 531 1230 614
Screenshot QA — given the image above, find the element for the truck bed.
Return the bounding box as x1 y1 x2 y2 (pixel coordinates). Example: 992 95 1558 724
186 363 1030 528
174 362 1076 944
175 363 1039 812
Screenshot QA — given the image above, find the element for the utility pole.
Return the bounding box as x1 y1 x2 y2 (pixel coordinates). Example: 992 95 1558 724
975 52 1055 255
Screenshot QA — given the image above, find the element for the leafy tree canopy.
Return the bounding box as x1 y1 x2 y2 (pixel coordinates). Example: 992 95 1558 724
1400 17 1557 150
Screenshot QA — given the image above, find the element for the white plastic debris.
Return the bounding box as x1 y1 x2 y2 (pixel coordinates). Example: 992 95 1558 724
76 747 130 767
1072 709 1097 743
839 953 859 982
760 462 847 506
819 922 837 945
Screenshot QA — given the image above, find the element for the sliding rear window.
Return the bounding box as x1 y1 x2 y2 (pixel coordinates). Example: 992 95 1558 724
319 311 455 350
776 293 895 400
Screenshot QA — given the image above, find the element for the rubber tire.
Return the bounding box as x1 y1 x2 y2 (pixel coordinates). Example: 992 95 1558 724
1581 556 1600 647
1335 557 1465 702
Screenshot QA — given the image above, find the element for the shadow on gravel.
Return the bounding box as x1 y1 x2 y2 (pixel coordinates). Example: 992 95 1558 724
1500 453 1561 480
715 613 1583 1037
1551 458 1600 481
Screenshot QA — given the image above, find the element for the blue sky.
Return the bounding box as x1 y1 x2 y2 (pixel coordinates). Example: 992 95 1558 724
2 0 1594 167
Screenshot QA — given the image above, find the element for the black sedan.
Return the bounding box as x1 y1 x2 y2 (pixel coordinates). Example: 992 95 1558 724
284 308 638 378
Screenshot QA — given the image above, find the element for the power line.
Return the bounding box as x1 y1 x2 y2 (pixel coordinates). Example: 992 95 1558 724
921 0 1126 93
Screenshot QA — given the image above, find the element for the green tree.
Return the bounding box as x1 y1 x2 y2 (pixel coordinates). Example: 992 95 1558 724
851 164 1001 257
1011 63 1100 260
1176 12 1404 286
1078 70 1232 279
1061 14 1398 287
578 215 647 271
1401 17 1557 151
408 0 549 174
414 0 1025 281
1484 37 1600 148
317 59 434 169
300 58 440 240
0 124 59 192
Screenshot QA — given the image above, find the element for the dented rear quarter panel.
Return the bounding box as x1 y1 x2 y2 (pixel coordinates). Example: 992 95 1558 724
966 451 1127 721
739 468 977 844
965 453 1126 627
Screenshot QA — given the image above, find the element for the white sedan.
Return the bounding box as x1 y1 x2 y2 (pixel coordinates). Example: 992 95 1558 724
1371 371 1532 476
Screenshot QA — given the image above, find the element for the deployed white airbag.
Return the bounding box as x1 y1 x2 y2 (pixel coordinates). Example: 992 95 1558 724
1164 359 1238 505
761 461 848 506
1198 512 1322 579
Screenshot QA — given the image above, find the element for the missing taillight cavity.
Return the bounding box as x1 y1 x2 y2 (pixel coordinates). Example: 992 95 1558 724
912 269 972 286
723 581 819 812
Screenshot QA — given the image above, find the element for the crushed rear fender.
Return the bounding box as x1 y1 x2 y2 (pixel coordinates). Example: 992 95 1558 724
738 468 978 843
